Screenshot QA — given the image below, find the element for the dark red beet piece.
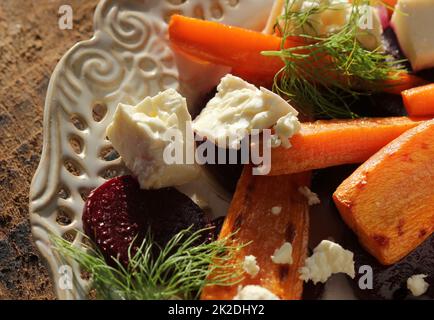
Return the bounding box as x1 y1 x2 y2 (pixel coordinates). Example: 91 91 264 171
351 235 434 300
82 175 210 266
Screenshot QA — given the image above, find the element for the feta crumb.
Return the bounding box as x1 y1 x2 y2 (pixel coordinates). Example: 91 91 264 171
299 240 355 284
193 74 300 149
271 242 293 265
243 255 260 277
298 186 321 206
233 285 280 300
407 274 429 297
271 206 282 215
273 113 301 148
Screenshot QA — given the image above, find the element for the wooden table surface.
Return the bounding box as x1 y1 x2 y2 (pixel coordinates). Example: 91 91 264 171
0 0 99 299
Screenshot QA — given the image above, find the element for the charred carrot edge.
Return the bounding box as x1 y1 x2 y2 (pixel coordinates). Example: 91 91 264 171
333 119 434 265
402 83 434 117
269 117 425 176
201 167 310 300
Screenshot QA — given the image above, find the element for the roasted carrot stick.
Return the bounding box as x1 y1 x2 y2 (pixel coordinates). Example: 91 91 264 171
269 117 424 176
402 83 434 117
201 167 310 300
333 119 434 265
382 73 428 95
168 14 304 80
169 15 424 93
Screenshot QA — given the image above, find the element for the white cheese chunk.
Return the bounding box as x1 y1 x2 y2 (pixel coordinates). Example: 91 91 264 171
106 89 199 189
271 242 293 265
407 274 429 297
299 240 355 284
298 186 321 206
243 255 260 277
192 74 300 149
391 0 434 71
233 285 280 300
284 0 383 51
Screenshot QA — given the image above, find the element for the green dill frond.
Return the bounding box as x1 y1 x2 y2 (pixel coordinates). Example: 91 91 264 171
263 0 406 118
51 227 246 300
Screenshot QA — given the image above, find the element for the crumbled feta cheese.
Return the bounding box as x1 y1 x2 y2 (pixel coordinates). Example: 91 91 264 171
271 206 282 215
407 274 429 297
299 240 355 284
298 186 321 206
193 74 300 149
283 0 383 51
392 0 434 71
106 89 199 189
243 255 260 277
233 285 280 300
271 242 293 265
273 113 301 148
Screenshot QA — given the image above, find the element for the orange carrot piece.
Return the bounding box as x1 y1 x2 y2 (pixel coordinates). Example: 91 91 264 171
382 73 428 95
201 168 310 300
380 0 397 15
169 15 424 93
381 0 397 6
168 15 303 79
269 117 424 176
333 119 434 265
402 83 434 117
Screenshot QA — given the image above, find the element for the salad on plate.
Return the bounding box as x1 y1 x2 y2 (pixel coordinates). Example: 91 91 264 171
52 0 434 300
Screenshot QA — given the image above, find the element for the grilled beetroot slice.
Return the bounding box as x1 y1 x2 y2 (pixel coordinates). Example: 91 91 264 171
82 175 210 265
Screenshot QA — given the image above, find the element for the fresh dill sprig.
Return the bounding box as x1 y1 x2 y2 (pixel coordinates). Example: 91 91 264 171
51 227 246 300
263 0 406 118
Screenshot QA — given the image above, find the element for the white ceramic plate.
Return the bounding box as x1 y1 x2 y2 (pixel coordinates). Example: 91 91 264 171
29 0 277 300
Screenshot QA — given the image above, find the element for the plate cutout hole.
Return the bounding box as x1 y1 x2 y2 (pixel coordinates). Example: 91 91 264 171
80 267 91 281
164 9 182 23
210 1 223 19
99 166 126 180
138 57 158 74
193 5 205 19
92 102 107 122
99 146 120 161
62 230 77 243
56 207 74 226
227 0 239 7
64 158 84 176
79 188 92 202
58 186 70 200
69 135 83 155
167 0 187 5
70 114 87 131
